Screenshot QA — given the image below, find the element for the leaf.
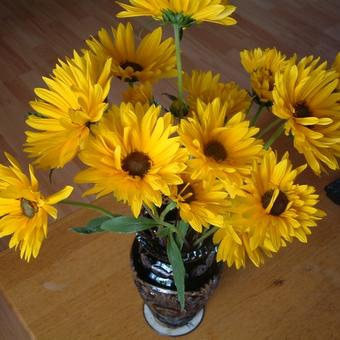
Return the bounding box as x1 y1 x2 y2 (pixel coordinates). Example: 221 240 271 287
156 227 172 238
71 216 110 234
167 233 185 310
101 216 159 233
176 220 189 250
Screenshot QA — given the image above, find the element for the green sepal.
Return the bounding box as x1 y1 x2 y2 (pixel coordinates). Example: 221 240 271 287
167 233 185 310
101 216 160 233
71 216 111 234
162 9 195 28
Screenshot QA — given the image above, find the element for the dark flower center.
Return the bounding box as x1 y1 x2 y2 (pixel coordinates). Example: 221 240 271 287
204 140 227 162
294 101 311 118
120 61 143 83
178 183 196 203
21 198 38 218
122 151 151 178
261 190 289 216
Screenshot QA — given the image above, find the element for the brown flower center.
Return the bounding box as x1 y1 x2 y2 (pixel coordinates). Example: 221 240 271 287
261 190 289 216
122 151 151 178
20 198 38 218
294 101 311 118
178 183 196 203
204 140 227 162
120 61 143 83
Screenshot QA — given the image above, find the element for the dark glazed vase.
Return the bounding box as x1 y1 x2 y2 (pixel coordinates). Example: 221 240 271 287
130 230 224 336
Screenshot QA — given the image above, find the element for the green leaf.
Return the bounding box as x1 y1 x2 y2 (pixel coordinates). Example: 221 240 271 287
176 220 189 250
167 233 185 310
156 227 172 238
101 216 159 233
71 216 110 234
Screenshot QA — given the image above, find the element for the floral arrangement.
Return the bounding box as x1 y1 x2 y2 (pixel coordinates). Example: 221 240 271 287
1 0 339 310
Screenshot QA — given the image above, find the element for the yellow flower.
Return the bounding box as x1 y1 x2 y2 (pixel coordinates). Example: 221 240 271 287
170 169 229 233
179 98 263 198
227 150 325 254
122 82 153 105
25 51 112 169
213 227 267 269
75 103 187 217
332 51 340 90
240 47 290 104
116 0 237 27
86 23 177 83
272 56 340 174
0 153 73 261
184 70 251 116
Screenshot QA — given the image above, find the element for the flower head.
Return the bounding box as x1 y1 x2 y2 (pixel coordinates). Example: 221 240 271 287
272 56 340 174
179 98 263 198
332 51 340 90
184 70 251 116
25 51 112 169
226 150 325 254
116 0 237 27
122 82 153 105
75 103 187 217
86 23 177 83
240 47 290 104
170 168 229 233
0 153 73 261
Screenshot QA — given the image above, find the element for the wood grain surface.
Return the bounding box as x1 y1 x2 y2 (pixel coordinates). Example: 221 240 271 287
0 0 339 339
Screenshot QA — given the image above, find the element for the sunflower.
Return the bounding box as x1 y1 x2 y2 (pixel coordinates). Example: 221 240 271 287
170 168 229 233
86 23 177 84
332 52 340 90
226 150 325 254
240 47 290 104
0 153 73 261
122 82 153 105
75 103 187 217
184 70 251 116
116 0 237 27
272 56 340 174
179 98 263 198
25 51 112 169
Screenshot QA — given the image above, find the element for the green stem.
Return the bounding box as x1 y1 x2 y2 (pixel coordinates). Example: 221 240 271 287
257 118 283 139
173 24 184 103
250 104 264 126
264 123 285 150
193 226 218 247
60 199 115 217
245 98 254 117
159 201 177 222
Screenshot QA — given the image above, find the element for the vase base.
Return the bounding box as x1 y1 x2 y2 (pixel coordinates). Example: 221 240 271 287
143 304 205 337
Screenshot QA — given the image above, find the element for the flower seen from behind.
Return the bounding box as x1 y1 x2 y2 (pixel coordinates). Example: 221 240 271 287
0 153 73 261
116 0 237 27
25 51 112 169
86 23 177 84
75 103 187 217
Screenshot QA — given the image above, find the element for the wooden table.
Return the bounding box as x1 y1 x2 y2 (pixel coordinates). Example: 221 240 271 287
1 181 340 340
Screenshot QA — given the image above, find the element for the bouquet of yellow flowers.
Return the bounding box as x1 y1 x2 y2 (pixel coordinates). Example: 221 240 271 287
1 0 339 332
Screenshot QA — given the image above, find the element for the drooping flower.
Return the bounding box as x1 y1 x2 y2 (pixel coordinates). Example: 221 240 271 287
179 98 263 198
184 70 251 116
116 0 237 27
122 82 153 105
25 51 112 169
0 153 73 261
240 47 290 104
75 103 187 217
225 150 325 255
170 168 229 233
272 56 340 174
86 23 177 83
213 227 268 269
